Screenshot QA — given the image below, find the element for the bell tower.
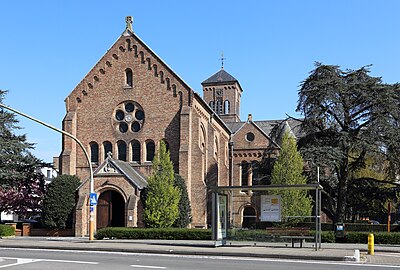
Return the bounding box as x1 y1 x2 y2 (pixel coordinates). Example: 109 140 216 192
202 59 243 123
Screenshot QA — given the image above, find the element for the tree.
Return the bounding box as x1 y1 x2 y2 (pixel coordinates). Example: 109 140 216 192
173 174 192 228
144 141 180 228
297 63 400 222
0 90 46 218
42 175 80 229
271 132 312 223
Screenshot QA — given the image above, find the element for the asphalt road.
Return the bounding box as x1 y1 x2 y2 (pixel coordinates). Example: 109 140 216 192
1 248 400 270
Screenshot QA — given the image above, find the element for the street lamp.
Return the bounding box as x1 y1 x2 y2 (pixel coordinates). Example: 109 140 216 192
0 103 95 240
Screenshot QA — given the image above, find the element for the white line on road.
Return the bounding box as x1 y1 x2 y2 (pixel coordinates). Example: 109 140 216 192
0 258 38 268
0 257 98 266
130 264 166 269
0 248 398 269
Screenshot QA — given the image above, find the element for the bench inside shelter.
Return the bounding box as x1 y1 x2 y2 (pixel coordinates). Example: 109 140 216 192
265 227 313 248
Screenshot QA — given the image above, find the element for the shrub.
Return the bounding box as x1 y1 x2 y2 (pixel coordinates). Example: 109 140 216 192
0 224 15 237
344 232 400 244
42 175 81 229
95 227 211 240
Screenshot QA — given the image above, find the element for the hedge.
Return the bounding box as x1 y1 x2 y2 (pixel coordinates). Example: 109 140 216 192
228 230 400 244
294 222 398 232
94 227 400 244
95 227 211 240
0 224 15 237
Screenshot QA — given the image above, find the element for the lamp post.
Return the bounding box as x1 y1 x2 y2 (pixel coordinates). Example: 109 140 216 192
0 103 95 240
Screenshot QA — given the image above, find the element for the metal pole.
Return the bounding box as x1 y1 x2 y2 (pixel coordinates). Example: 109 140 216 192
315 186 318 251
319 189 322 249
0 103 95 240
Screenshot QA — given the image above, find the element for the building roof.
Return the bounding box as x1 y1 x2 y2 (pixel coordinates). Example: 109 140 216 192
202 69 238 85
225 118 304 147
87 155 148 190
110 159 148 189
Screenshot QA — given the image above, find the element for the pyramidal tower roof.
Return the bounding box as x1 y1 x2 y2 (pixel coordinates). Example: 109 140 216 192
202 69 238 85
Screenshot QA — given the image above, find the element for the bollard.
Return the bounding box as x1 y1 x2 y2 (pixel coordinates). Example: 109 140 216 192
368 233 374 255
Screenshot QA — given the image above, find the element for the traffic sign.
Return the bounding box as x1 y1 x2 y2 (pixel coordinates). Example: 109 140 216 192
90 193 97 206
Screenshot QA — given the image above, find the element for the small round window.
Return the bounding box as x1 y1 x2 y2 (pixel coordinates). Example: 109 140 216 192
113 101 145 134
125 102 135 112
115 110 125 121
119 122 128 133
246 132 255 142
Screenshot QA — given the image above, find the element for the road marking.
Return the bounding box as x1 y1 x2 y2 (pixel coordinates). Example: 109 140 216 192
130 265 166 269
0 258 37 268
0 248 399 269
0 257 98 266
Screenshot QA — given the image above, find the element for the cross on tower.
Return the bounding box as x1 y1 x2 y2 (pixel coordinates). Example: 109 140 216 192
219 51 226 69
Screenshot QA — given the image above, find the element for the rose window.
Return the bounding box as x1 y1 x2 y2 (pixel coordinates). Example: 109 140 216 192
113 101 145 133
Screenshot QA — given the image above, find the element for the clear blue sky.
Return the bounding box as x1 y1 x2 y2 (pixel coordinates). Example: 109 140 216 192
1 1 399 163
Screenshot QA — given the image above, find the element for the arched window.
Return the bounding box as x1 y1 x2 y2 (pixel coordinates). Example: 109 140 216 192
241 161 249 186
209 101 215 111
251 160 259 182
125 68 133 87
216 100 222 114
131 140 141 162
90 142 99 163
242 206 257 229
103 141 112 160
214 137 219 159
117 141 127 161
224 100 230 114
146 140 155 162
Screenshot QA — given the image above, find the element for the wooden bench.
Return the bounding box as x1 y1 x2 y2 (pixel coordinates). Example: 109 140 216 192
265 227 313 248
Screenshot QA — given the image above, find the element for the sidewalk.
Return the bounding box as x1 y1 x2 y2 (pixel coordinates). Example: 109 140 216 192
0 237 399 266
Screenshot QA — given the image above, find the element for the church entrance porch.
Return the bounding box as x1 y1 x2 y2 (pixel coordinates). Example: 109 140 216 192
97 190 125 229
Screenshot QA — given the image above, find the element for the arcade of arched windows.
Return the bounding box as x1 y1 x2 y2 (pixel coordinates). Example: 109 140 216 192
89 139 169 164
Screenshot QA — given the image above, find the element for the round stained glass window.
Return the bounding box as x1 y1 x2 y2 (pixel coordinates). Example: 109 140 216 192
115 110 125 121
125 102 135 112
119 122 128 133
131 121 140 132
113 101 144 134
246 132 255 142
135 110 144 120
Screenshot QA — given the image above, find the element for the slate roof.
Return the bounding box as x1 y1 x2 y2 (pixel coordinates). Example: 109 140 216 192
202 69 238 85
225 118 304 147
110 159 148 189
85 156 148 190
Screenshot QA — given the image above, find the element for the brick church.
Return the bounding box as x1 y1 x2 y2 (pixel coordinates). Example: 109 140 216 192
59 17 302 236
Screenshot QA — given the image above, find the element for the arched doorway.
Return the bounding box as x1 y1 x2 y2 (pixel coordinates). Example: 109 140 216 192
97 190 125 229
242 206 257 229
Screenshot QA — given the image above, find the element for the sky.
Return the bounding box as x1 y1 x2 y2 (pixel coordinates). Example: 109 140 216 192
1 1 399 163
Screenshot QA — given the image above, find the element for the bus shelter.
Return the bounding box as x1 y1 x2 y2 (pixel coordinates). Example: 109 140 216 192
211 183 323 251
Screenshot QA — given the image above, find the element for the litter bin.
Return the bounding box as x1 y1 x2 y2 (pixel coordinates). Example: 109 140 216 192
335 223 345 241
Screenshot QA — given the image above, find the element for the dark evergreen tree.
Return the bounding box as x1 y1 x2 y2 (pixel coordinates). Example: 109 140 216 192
173 174 192 228
42 175 80 229
297 63 400 222
0 90 46 218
